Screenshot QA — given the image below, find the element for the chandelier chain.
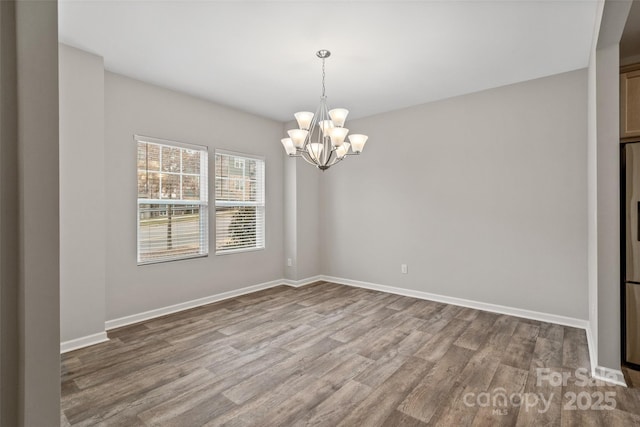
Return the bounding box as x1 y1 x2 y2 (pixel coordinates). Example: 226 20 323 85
322 57 326 97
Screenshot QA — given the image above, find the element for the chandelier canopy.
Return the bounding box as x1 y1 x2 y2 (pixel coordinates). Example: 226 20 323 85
281 50 368 171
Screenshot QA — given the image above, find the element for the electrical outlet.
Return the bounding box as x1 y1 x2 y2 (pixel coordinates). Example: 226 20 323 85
287 258 293 267
401 264 408 274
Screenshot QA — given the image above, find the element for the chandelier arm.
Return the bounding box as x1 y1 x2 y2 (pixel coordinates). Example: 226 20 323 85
319 96 331 166
309 98 324 142
299 150 318 166
325 154 344 168
322 147 336 168
302 96 325 162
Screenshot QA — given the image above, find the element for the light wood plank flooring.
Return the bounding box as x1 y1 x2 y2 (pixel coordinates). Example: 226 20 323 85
61 282 640 426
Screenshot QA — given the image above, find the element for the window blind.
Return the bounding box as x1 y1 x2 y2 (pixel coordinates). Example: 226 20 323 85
136 136 208 264
215 151 265 254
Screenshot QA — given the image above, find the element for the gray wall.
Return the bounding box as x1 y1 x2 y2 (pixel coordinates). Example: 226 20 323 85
283 153 297 280
104 72 284 320
0 1 19 422
320 69 589 320
587 15 600 366
17 1 61 421
590 0 632 373
59 44 106 342
281 122 323 282
0 0 60 424
296 165 322 279
596 44 622 370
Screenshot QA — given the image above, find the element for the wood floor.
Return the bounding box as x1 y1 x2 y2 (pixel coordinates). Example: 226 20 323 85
61 282 640 426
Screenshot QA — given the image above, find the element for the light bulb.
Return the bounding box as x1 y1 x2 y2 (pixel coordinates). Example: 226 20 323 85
326 127 349 147
329 108 349 128
287 129 309 148
348 134 368 153
336 142 351 159
294 112 314 130
281 138 296 155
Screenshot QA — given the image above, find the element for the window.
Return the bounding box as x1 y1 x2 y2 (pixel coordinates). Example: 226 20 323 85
215 151 265 254
136 135 208 264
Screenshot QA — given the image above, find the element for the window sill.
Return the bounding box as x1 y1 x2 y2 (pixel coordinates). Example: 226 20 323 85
215 246 265 256
137 253 208 266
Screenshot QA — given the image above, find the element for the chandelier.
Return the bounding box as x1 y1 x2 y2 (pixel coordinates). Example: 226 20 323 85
280 50 368 171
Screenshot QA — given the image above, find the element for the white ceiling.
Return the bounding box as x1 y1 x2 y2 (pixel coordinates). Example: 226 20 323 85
59 1 599 122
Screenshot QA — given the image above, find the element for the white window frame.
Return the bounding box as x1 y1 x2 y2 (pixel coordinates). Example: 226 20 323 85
215 149 265 255
136 135 209 265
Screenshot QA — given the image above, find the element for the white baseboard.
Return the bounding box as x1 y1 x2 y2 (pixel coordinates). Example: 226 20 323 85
321 275 589 329
61 332 109 353
321 275 631 387
593 366 627 387
105 278 285 330
282 275 325 288
585 325 598 376
63 272 624 388
584 327 625 386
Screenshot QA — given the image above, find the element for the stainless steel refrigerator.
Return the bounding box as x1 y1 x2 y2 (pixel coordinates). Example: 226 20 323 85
622 142 640 367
